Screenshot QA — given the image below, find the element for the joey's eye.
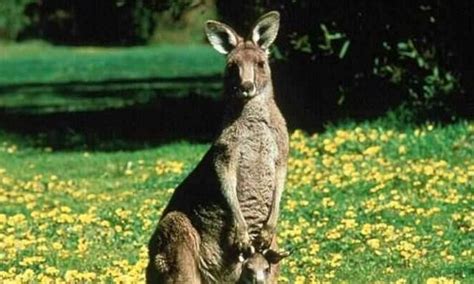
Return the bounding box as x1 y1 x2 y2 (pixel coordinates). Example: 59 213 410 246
257 61 265 68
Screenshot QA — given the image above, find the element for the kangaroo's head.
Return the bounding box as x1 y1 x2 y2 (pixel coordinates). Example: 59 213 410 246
205 11 280 100
238 248 289 284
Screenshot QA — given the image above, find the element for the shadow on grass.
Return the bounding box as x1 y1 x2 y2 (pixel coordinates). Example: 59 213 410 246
0 75 222 95
0 93 224 151
1 69 471 152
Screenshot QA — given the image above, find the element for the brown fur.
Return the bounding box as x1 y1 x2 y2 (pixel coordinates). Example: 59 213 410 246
147 11 288 283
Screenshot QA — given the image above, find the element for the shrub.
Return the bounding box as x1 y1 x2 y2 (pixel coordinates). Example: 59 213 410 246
0 0 36 40
216 1 471 124
38 0 156 45
374 40 460 120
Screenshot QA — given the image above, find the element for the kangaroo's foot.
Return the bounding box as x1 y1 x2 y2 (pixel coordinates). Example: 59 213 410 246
147 211 202 284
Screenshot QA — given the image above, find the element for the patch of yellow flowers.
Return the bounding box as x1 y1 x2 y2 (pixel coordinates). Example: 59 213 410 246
0 122 473 282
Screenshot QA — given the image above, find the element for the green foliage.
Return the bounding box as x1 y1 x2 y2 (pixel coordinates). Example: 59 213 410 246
216 1 471 123
153 0 194 20
374 40 459 118
287 21 351 59
0 0 35 40
127 0 156 43
40 0 157 44
0 0 212 44
317 24 350 59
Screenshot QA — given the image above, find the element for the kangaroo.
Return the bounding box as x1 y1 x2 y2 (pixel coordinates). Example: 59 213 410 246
153 237 288 284
146 11 289 283
238 249 290 284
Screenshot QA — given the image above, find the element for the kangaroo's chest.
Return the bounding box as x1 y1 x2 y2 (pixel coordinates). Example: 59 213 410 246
236 122 278 172
235 121 278 235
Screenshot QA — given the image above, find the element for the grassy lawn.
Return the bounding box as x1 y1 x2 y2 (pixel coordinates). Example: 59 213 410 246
0 119 472 282
0 42 224 85
0 42 224 113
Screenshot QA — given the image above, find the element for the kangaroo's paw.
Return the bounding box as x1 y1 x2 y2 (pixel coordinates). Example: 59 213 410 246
256 224 275 250
233 225 253 255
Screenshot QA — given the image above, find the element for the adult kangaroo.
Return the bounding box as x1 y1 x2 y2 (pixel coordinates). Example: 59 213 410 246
146 11 289 283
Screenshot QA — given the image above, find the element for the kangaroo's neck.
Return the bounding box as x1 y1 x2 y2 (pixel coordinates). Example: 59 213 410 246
222 84 274 125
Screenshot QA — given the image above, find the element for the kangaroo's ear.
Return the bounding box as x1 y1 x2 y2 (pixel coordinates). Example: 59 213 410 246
205 20 240 54
263 249 290 264
251 11 280 50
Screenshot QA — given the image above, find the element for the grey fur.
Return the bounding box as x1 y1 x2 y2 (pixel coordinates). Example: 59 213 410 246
147 11 288 284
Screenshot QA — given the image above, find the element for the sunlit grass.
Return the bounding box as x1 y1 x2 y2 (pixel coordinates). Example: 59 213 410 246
0 120 473 282
0 43 224 113
0 42 224 85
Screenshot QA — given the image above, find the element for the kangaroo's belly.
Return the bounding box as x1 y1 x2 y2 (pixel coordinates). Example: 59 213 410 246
236 124 278 237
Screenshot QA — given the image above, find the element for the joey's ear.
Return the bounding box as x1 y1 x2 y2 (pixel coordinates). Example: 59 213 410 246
251 11 280 50
263 249 290 264
205 20 240 54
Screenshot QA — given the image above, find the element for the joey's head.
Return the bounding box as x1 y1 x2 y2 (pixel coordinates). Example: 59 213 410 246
238 248 289 284
205 11 280 100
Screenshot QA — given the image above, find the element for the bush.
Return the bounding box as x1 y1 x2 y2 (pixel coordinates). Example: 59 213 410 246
374 40 460 120
216 1 471 125
37 0 156 45
0 0 207 44
0 0 36 40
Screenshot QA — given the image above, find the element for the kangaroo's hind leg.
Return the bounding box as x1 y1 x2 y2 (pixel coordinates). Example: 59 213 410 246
146 211 201 284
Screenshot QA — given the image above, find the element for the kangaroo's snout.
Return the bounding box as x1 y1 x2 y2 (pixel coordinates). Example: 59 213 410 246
254 270 266 284
240 81 256 96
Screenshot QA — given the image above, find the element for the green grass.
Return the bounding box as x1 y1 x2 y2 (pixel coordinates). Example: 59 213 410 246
0 42 225 85
0 119 473 282
0 42 224 112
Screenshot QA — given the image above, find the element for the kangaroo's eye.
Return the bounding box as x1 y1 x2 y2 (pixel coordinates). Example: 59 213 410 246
226 63 238 75
257 61 265 68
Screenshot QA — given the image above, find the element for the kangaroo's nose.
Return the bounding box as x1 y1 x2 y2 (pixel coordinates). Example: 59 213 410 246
240 81 255 93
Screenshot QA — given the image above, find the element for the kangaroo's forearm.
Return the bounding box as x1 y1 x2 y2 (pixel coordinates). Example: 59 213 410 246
220 172 247 228
266 165 287 228
215 151 248 229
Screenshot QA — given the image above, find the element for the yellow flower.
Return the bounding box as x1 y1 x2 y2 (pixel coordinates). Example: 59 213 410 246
0 214 6 224
367 238 380 250
322 197 335 208
45 266 60 276
309 243 320 255
426 277 460 284
78 213 95 224
295 275 306 284
361 224 372 236
77 238 88 254
363 146 381 156
329 253 343 268
398 145 407 154
423 165 435 175
326 229 342 240
19 256 45 266
52 242 63 250
341 218 358 229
